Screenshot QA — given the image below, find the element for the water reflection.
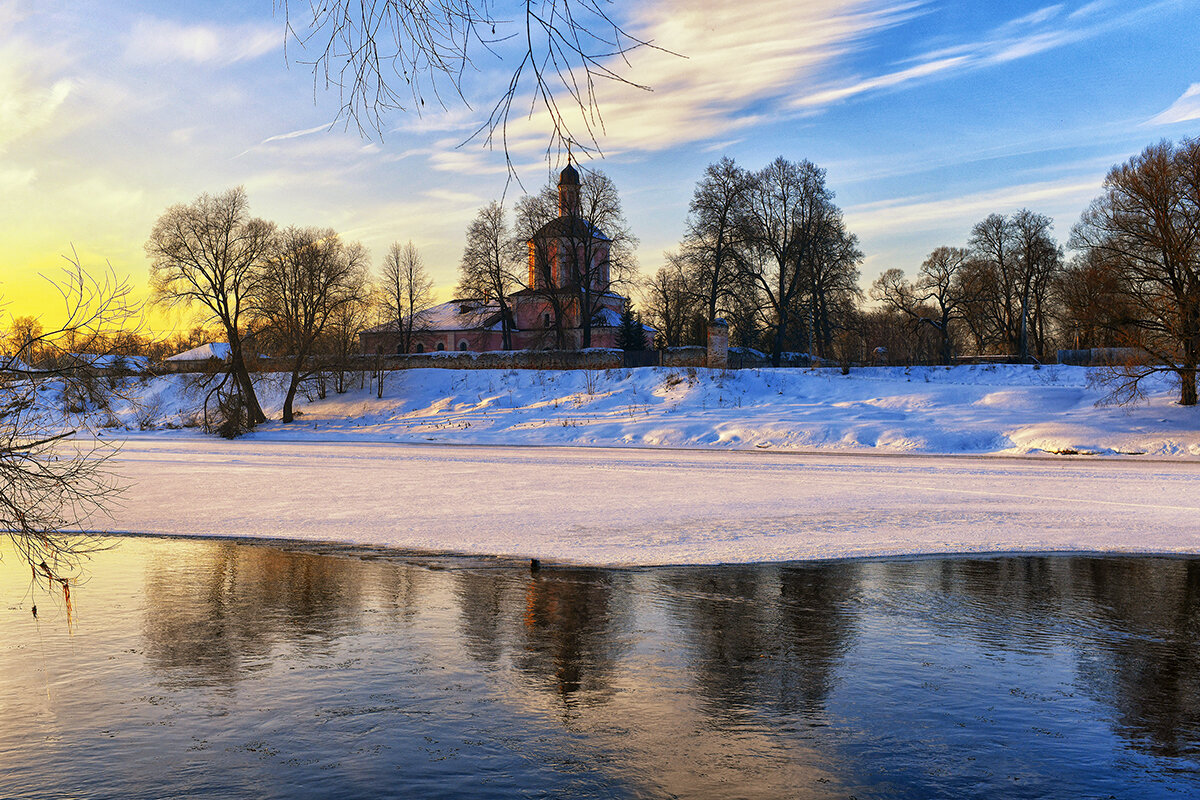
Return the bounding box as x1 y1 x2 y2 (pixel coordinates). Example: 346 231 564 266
514 569 631 706
142 542 369 686
4 539 1200 799
1072 558 1200 758
657 565 858 720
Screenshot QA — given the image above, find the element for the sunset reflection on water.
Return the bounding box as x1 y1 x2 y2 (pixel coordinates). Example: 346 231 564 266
3 537 1200 799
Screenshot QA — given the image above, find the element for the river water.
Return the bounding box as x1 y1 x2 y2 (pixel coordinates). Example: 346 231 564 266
2 536 1199 798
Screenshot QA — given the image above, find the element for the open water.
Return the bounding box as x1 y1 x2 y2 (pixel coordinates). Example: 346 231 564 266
2 536 1199 798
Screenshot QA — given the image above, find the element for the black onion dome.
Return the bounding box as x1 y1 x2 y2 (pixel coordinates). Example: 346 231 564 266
559 163 580 185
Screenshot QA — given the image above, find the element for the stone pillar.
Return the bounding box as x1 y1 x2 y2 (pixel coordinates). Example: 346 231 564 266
707 319 729 369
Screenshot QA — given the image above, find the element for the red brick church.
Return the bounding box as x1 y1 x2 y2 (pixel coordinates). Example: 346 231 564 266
361 163 632 354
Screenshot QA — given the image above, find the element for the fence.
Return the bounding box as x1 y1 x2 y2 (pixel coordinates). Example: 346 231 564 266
1056 348 1152 367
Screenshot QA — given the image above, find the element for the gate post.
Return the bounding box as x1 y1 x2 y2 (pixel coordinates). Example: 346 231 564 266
707 319 729 369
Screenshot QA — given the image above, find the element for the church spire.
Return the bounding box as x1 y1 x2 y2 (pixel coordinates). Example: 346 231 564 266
558 152 580 217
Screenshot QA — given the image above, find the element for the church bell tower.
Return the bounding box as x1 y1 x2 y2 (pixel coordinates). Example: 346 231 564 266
558 162 580 217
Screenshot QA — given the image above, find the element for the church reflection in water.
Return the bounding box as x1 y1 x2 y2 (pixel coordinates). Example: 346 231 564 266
9 537 1199 799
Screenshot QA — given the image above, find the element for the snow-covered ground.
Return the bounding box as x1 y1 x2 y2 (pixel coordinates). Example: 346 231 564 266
102 439 1200 566
102 363 1200 457
40 364 1200 565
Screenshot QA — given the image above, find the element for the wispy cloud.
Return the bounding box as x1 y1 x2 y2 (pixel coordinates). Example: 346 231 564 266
260 123 334 145
125 17 278 66
484 0 923 158
791 1 1168 110
1146 83 1200 126
794 56 967 107
0 164 36 191
0 65 70 150
844 176 1102 239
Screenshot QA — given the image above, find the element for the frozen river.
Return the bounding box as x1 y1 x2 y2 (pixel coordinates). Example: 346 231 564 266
100 437 1200 564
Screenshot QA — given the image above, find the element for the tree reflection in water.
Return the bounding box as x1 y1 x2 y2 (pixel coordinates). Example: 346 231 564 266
141 542 432 688
655 564 859 720
11 538 1198 799
1072 557 1200 758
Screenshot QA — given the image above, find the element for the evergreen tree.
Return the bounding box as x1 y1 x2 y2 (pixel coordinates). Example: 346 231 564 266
616 302 647 351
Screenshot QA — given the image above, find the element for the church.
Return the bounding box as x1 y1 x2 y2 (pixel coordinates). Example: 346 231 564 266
360 164 631 355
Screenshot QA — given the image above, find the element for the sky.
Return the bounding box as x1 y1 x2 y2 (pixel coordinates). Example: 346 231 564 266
3 0 1200 334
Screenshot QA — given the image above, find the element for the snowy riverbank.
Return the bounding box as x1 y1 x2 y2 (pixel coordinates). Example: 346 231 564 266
97 363 1200 458
42 363 1200 566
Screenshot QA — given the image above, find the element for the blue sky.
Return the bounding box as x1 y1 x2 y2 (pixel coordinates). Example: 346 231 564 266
4 0 1200 327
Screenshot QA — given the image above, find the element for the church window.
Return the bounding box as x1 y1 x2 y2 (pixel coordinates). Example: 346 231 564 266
436 342 445 351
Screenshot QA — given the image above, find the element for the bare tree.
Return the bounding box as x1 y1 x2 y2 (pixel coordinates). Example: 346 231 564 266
640 254 697 348
871 246 972 365
457 201 518 349
967 210 1061 360
512 168 637 348
799 210 862 360
740 157 839 366
146 187 274 426
565 169 637 347
1052 248 1137 350
321 273 376 394
380 241 435 355
1070 137 1200 405
278 0 658 163
679 156 753 323
257 227 371 423
1010 209 1062 361
967 213 1019 355
2 257 137 581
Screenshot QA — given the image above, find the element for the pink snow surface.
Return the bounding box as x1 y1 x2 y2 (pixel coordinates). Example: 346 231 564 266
102 438 1200 566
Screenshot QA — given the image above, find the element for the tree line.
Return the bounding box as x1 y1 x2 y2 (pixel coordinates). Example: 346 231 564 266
638 138 1200 405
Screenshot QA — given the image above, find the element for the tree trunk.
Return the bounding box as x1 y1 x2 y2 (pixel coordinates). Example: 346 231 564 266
282 374 300 423
771 311 787 367
581 287 592 348
500 302 513 350
940 315 953 366
1180 366 1197 406
229 347 266 425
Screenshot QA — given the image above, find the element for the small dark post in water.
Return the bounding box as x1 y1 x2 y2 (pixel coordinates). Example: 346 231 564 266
530 558 541 574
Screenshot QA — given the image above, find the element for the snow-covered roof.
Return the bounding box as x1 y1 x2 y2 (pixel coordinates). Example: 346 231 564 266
532 215 610 242
166 342 232 362
366 299 504 334
595 307 622 327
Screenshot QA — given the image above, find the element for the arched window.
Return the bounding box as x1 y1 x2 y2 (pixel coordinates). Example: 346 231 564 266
436 342 445 351
458 341 468 351
414 343 424 353
396 344 404 354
